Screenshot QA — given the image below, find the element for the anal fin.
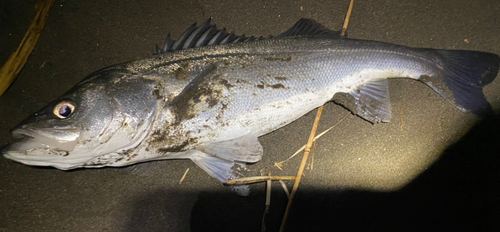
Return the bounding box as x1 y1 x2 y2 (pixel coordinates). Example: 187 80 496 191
335 79 392 123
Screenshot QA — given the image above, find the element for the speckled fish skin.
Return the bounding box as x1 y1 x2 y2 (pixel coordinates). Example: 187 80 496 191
137 38 433 147
126 37 497 153
2 19 499 189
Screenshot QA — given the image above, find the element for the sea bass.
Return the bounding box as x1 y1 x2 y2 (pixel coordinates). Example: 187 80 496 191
3 19 499 192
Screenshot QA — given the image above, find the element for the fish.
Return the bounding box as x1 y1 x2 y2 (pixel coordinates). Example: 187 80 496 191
2 18 499 195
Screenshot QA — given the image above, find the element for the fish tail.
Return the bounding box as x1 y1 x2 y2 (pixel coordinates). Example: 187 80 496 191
420 49 500 115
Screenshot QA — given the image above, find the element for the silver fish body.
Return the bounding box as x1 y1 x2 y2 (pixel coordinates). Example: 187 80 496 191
3 19 499 194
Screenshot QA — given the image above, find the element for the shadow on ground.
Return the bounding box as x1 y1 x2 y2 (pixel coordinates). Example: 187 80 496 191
124 114 500 232
123 189 196 232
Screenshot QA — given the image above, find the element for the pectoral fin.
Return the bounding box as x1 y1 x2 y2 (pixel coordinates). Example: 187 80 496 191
196 135 263 163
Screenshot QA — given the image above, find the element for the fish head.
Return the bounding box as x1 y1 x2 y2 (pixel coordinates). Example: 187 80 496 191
3 70 158 169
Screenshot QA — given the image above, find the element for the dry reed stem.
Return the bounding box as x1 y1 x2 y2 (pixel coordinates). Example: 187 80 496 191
340 0 355 37
311 141 317 170
0 0 56 97
279 180 290 199
279 1 355 231
178 168 190 184
226 176 296 185
261 171 272 232
274 112 350 169
400 104 409 131
279 106 324 232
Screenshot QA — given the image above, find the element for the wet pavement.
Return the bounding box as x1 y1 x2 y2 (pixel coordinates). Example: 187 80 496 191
1 0 499 231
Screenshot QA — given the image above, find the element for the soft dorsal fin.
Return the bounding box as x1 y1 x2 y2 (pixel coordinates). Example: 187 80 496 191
277 18 341 38
155 18 340 54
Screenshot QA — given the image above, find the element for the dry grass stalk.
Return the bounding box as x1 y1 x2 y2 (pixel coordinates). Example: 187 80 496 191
279 180 290 199
340 0 355 37
274 112 350 169
226 176 296 185
279 1 355 231
178 168 190 184
311 141 317 170
0 0 56 97
400 104 409 131
261 171 272 232
279 106 324 232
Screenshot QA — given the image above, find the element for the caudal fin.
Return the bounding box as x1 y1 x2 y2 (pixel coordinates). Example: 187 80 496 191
420 50 500 115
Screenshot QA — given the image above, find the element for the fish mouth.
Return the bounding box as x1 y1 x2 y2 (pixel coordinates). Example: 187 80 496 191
2 127 85 170
7 127 80 153
2 149 90 170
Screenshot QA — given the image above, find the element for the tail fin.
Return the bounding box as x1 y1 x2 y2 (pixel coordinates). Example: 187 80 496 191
420 50 499 115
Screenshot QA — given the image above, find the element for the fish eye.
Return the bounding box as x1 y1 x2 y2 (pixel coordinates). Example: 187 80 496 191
53 100 75 119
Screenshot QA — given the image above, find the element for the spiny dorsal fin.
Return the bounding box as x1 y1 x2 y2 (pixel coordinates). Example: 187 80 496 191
155 18 266 54
155 18 340 54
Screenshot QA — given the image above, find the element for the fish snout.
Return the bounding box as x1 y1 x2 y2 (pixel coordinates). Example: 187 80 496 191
18 110 49 126
11 126 33 139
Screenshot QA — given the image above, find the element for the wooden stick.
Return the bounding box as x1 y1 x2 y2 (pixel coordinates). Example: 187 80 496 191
226 176 296 185
0 0 56 97
279 106 324 232
279 1 355 231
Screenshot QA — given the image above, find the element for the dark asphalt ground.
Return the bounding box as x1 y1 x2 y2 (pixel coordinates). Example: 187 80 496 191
1 0 500 231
